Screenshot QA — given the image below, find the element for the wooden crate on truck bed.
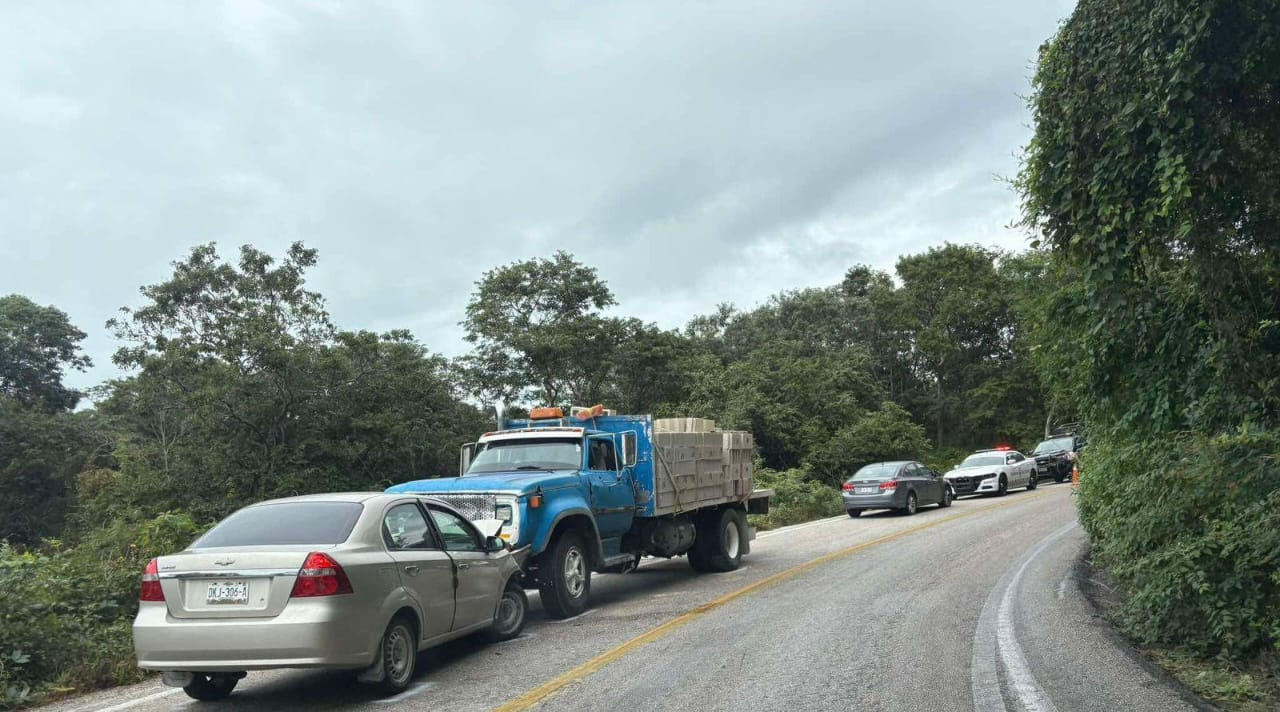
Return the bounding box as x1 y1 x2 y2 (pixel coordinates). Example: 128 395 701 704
651 418 754 516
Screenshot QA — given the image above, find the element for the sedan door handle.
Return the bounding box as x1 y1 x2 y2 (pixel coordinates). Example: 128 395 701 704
456 563 471 571
403 565 420 576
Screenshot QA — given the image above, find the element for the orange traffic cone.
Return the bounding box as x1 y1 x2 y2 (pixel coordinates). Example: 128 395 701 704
1071 462 1080 490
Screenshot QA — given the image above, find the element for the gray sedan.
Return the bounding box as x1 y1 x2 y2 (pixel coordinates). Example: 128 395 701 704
841 461 954 517
133 493 528 700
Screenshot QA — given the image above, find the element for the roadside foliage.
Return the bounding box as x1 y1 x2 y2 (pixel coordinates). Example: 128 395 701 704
0 238 1054 705
1019 0 1280 658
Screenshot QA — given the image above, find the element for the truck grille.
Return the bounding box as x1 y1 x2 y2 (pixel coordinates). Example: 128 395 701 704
428 493 498 522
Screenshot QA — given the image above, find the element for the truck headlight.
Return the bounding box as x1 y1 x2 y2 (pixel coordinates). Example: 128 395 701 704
494 496 519 542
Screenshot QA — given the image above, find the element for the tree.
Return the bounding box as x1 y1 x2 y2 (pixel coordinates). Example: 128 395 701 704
460 251 618 406
803 401 929 486
0 295 92 411
1018 0 1280 657
95 242 488 525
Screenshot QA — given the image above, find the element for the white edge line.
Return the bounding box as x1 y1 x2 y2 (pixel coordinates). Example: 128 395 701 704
756 515 845 539
82 687 182 712
370 681 434 704
552 608 598 623
996 522 1078 712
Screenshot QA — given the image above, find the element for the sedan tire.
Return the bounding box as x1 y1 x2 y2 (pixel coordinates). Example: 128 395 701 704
901 491 918 516
371 616 417 695
847 509 862 518
1026 470 1038 491
997 475 1008 497
484 579 528 643
938 487 953 508
183 673 239 701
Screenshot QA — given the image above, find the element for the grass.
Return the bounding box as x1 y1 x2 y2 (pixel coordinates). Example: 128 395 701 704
1082 551 1280 712
1144 649 1280 712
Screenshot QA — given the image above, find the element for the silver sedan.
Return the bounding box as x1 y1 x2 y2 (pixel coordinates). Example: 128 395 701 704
841 461 954 516
133 493 528 700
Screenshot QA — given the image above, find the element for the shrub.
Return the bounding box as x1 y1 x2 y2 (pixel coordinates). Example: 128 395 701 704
751 467 843 529
1079 429 1280 657
0 512 205 709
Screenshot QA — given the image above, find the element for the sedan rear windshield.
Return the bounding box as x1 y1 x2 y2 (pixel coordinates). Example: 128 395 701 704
850 463 899 481
194 502 364 547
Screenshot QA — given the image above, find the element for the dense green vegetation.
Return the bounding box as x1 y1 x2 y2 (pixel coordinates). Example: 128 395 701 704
0 240 1050 706
1020 0 1280 670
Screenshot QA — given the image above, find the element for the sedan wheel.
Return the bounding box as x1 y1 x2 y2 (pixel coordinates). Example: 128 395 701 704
183 673 239 701
902 491 918 516
847 509 862 518
997 476 1008 497
1027 471 1038 491
371 617 417 694
484 580 528 643
939 487 953 508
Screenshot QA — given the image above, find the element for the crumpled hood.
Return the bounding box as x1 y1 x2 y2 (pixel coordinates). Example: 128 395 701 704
944 465 1002 479
386 470 580 496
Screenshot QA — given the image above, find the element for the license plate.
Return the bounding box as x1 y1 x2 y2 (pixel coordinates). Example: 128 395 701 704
855 487 876 494
206 580 249 605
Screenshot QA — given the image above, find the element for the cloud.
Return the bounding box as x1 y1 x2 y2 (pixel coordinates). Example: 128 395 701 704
0 0 1074 389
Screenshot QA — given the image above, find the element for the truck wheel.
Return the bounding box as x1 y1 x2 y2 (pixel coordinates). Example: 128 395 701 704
538 531 591 619
687 541 711 572
691 508 745 573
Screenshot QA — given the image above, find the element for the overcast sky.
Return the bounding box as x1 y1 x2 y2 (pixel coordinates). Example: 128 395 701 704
1 1 1074 391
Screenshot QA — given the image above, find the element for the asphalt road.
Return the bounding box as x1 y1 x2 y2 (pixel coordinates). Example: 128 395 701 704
42 484 1204 712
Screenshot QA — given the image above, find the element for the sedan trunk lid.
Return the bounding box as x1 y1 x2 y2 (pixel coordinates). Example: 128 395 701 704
157 547 316 619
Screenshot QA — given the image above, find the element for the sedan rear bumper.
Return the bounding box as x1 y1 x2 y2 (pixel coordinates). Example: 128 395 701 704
841 490 904 510
133 600 380 672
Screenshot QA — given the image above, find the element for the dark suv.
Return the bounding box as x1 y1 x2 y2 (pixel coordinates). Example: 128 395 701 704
1030 427 1086 483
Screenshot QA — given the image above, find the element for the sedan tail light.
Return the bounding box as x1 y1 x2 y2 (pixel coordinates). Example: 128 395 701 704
842 482 855 491
879 481 898 491
291 552 354 597
140 558 165 602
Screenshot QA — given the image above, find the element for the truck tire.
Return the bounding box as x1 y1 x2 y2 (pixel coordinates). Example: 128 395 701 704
690 508 745 573
538 531 591 619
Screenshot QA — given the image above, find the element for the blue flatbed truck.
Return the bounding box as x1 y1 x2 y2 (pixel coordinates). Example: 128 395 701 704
387 410 772 618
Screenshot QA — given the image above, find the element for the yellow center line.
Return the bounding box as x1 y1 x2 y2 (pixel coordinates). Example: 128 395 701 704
493 489 1058 712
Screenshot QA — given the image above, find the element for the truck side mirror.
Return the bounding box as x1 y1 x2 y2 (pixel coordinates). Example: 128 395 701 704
621 431 637 467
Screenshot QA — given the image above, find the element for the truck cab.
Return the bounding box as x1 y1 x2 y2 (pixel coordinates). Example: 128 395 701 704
387 409 768 618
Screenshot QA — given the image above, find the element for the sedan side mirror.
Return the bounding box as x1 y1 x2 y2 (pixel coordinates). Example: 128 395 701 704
485 535 509 553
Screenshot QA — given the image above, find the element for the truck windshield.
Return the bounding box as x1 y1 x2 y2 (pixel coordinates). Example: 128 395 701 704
1033 437 1074 454
466 439 582 474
